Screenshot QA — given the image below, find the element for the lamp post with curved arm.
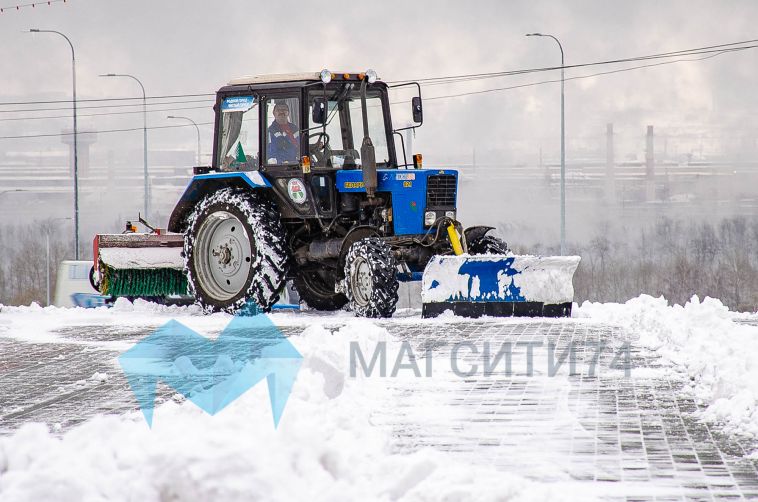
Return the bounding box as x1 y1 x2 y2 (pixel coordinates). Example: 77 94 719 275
28 29 80 259
100 73 149 220
527 32 566 256
0 189 28 198
167 115 201 165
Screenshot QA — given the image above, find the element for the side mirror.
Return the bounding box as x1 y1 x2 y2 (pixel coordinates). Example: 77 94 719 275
312 97 326 124
412 96 423 124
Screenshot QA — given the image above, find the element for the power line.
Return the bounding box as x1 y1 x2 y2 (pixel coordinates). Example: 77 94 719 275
0 49 744 138
0 93 214 107
381 47 748 107
3 37 756 109
0 121 214 140
0 45 743 116
0 49 725 136
0 39 755 139
421 48 744 102
414 44 757 87
0 104 210 122
0 98 213 114
388 39 758 86
406 40 758 84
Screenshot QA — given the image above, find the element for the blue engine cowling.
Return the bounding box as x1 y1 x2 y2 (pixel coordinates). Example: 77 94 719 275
336 169 458 235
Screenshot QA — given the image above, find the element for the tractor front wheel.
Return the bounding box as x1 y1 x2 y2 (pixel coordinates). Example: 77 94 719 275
184 188 289 313
468 234 510 255
342 238 398 318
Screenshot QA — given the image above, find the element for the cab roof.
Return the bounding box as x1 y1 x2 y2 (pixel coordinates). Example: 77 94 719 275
227 71 380 86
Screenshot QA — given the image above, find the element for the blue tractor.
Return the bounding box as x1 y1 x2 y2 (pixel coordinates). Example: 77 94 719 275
93 70 578 318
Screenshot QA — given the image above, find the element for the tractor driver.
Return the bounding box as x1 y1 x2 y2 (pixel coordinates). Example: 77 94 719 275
267 101 299 164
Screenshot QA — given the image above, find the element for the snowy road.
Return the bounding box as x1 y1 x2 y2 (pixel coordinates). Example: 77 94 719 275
377 320 758 499
0 304 757 500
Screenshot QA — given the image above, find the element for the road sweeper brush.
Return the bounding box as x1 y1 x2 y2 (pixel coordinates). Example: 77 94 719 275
90 70 579 317
92 231 186 298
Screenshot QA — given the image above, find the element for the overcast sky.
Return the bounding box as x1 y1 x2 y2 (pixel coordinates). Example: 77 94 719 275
1 0 757 164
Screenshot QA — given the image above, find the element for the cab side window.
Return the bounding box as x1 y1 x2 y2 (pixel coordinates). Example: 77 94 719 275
265 96 301 165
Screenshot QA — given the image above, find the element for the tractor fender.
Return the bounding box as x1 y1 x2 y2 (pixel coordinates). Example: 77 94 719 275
167 171 271 233
463 226 496 246
339 226 380 266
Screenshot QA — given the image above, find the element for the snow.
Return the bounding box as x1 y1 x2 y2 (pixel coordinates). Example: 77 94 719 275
421 255 581 304
2 294 757 498
98 247 184 270
0 319 569 501
576 294 758 437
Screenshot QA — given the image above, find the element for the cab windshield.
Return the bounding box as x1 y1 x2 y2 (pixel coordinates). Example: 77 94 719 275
217 95 259 171
307 84 391 169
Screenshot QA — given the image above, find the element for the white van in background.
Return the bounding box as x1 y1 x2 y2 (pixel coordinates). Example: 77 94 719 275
53 260 106 308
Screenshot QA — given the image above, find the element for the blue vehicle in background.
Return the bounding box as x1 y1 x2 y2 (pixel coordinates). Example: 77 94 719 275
92 70 577 319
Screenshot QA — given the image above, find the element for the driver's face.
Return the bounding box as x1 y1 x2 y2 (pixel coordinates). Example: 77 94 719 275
273 106 289 125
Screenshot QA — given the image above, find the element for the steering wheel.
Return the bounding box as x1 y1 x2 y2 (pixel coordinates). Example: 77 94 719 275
309 131 330 152
308 131 331 165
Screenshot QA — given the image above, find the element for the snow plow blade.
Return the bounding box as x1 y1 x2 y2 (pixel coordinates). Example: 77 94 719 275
421 255 581 318
93 233 187 298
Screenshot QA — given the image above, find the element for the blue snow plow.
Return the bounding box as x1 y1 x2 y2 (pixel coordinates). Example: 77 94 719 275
421 255 581 318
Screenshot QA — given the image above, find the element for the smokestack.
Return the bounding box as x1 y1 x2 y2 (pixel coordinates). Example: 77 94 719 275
645 125 655 201
605 123 615 202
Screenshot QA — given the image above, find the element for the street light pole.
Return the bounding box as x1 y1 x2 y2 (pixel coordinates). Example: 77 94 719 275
46 230 50 305
100 73 149 219
527 32 566 256
29 29 80 259
167 115 201 165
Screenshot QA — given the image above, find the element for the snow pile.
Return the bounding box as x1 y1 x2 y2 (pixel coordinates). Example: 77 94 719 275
0 320 565 501
0 299 226 347
577 295 758 436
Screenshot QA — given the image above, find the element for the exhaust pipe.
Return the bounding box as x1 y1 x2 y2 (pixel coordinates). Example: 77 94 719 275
359 77 377 198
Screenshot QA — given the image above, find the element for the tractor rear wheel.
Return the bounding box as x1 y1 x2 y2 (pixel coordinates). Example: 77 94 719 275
184 188 289 313
468 234 509 255
342 238 398 318
293 268 347 311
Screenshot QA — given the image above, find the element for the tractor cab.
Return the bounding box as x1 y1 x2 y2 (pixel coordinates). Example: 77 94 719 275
202 70 424 227
212 70 403 174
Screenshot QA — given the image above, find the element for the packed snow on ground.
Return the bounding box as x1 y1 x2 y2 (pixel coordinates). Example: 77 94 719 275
576 294 758 438
0 305 576 502
4 293 756 499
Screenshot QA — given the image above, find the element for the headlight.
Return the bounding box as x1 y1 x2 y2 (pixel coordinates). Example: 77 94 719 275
445 210 456 220
424 211 436 226
320 69 332 84
365 69 378 84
